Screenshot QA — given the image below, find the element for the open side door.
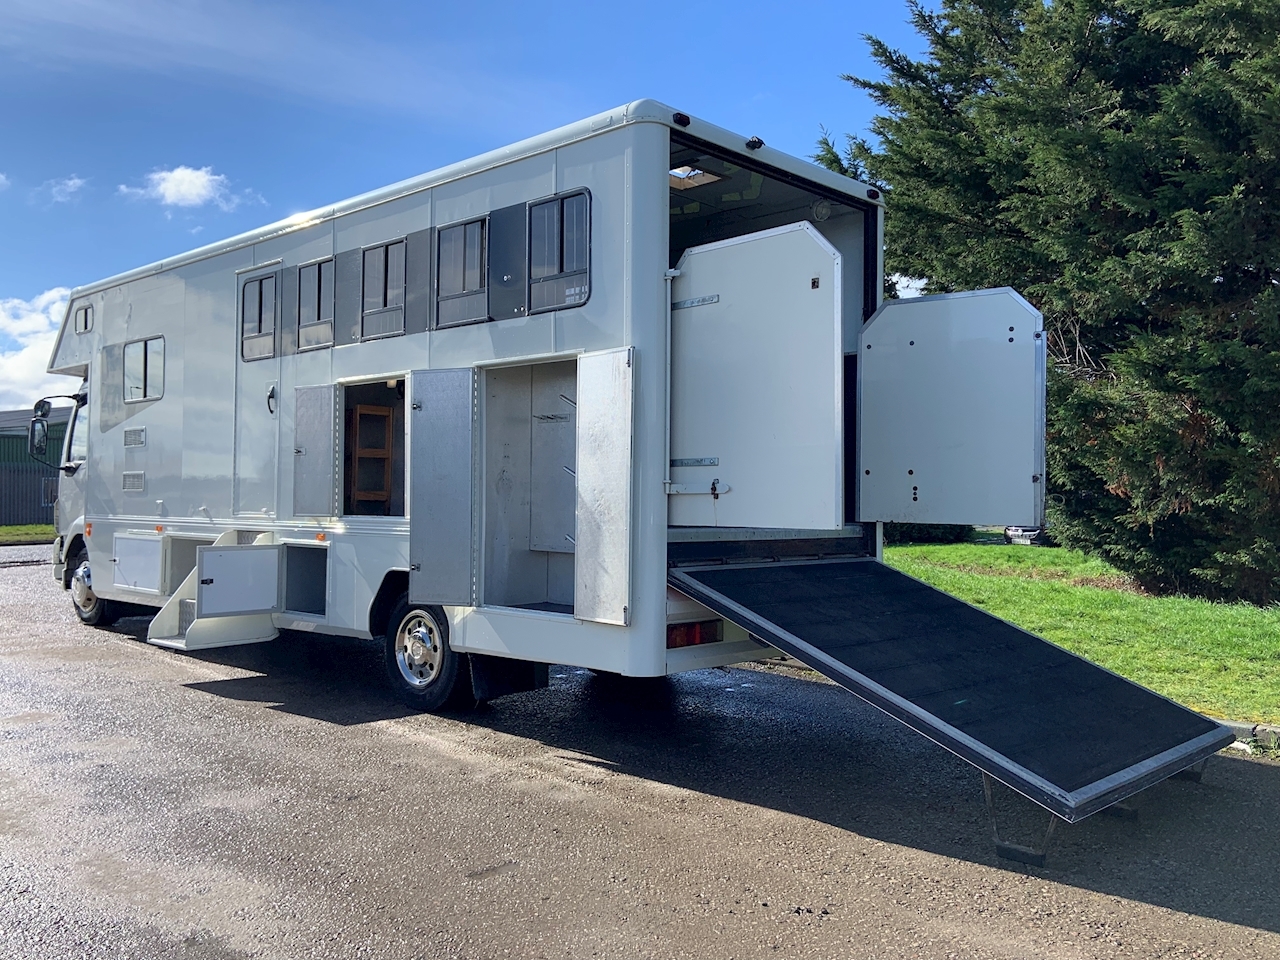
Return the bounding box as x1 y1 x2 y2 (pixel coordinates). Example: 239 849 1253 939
669 222 843 530
857 288 1045 527
293 385 337 517
196 544 281 617
575 347 634 625
409 368 477 606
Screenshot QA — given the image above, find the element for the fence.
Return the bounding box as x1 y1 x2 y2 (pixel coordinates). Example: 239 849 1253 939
0 461 59 526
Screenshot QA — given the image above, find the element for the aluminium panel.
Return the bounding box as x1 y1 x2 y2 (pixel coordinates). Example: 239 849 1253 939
293 385 337 517
196 544 281 617
574 347 634 625
857 288 1045 527
409 368 477 606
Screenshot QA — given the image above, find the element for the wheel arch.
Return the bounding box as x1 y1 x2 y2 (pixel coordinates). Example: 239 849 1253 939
368 569 409 640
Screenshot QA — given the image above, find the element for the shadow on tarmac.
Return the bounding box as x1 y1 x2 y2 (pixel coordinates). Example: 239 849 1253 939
123 621 1279 936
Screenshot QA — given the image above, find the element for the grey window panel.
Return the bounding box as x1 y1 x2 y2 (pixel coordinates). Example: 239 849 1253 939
242 281 259 338
299 263 318 328
488 203 528 321
438 224 465 298
563 193 589 273
574 347 633 625
404 229 433 335
530 273 589 313
362 305 404 340
437 291 487 327
124 340 144 401
409 368 476 607
363 245 385 312
259 275 276 335
319 259 335 322
145 338 164 397
294 385 337 517
334 249 362 346
529 199 559 280
464 221 484 293
298 321 334 350
242 332 274 361
280 266 299 356
386 240 406 308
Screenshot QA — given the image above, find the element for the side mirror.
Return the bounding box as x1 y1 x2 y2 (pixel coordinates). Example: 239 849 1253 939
33 399 52 419
28 418 49 458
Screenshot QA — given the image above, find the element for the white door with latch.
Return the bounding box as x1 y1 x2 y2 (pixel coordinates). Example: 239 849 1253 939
669 222 843 530
196 545 281 618
857 288 1045 527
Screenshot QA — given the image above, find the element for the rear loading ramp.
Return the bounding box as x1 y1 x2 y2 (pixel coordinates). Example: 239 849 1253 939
669 558 1233 823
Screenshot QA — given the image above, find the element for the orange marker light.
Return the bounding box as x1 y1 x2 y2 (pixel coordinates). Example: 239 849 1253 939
316 533 326 541
155 525 164 533
85 523 92 537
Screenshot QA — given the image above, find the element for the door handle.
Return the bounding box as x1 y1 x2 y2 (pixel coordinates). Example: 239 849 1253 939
267 385 277 414
200 578 214 585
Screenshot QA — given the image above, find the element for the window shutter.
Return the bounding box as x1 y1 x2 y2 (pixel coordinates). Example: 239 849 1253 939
334 249 362 345
280 265 299 356
404 229 433 335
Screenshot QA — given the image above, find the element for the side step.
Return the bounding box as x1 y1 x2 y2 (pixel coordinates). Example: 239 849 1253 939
147 530 279 651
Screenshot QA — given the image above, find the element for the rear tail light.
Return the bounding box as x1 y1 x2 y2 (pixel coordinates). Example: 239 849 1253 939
667 619 724 649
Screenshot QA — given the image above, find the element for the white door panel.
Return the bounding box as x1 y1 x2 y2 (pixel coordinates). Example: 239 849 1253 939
857 288 1045 527
112 534 163 593
196 545 281 617
670 222 843 530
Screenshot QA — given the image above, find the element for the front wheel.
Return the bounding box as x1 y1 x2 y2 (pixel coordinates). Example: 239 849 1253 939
68 547 120 628
383 599 469 712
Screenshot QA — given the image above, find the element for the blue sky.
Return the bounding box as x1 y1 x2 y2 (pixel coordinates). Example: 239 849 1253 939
0 0 924 406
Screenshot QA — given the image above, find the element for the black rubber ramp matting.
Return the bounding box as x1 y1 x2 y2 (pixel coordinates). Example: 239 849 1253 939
669 559 1234 820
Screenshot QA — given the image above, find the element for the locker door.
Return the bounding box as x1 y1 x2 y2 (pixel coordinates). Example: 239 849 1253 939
408 368 476 606
857 288 1046 527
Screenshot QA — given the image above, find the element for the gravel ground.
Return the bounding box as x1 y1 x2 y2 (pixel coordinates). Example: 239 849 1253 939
1 543 1277 959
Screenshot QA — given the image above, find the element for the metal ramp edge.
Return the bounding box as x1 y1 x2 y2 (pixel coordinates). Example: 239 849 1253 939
668 559 1234 823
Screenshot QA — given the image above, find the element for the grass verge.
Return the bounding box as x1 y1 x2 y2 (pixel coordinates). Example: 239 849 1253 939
884 543 1280 725
0 524 55 546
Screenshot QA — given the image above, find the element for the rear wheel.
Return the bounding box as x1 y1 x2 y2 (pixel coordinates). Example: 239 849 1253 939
68 546 120 628
383 598 469 711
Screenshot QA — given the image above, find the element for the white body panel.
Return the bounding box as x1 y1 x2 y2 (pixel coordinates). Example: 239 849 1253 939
857 288 1045 527
669 223 843 530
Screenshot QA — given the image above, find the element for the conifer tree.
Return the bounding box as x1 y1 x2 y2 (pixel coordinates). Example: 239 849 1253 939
822 0 1280 601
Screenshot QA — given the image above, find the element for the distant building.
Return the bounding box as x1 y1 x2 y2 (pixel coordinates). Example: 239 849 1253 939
0 406 70 526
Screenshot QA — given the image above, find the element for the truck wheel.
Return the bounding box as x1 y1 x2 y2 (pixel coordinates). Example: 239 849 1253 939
384 598 469 711
68 546 120 628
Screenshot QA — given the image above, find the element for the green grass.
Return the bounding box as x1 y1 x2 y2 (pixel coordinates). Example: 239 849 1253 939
884 543 1280 725
0 524 55 546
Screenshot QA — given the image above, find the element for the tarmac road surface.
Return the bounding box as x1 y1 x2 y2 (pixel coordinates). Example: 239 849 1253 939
1 543 1278 960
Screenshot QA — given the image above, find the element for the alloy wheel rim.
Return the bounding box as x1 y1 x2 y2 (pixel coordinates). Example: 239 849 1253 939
71 561 97 613
395 610 443 688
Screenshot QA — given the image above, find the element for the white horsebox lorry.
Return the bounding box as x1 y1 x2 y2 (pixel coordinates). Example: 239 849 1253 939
30 101 1231 863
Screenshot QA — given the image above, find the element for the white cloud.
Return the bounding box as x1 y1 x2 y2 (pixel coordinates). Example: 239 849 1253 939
0 288 80 408
118 165 250 211
0 173 10 190
44 175 86 203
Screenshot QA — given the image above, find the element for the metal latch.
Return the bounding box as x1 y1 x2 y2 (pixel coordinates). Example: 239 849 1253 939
200 578 214 585
667 479 730 497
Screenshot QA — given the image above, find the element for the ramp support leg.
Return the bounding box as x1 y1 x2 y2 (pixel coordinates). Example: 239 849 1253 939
1172 757 1210 783
983 774 1060 868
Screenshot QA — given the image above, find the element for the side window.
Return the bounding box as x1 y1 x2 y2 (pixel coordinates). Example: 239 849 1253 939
529 191 590 313
74 304 93 334
124 336 164 402
66 401 89 463
298 258 335 350
436 219 487 327
241 273 277 361
361 240 406 339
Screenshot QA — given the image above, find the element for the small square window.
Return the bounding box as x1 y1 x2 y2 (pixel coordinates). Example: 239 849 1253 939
437 219 488 327
74 304 93 334
124 336 164 402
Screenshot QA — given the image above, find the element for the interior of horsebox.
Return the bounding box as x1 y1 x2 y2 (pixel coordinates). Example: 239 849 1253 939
668 135 870 528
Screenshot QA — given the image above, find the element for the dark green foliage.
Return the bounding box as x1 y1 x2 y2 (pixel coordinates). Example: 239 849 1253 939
826 0 1280 602
884 523 974 545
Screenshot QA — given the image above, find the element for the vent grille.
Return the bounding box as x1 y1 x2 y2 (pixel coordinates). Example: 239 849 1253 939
121 471 145 492
123 427 146 447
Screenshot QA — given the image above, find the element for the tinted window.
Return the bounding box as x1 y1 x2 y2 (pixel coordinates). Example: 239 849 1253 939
437 218 488 326
241 274 277 360
124 337 163 402
298 259 336 349
528 192 590 313
67 401 89 462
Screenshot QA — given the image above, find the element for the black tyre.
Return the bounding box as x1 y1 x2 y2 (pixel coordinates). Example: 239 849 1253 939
67 546 120 628
383 597 470 711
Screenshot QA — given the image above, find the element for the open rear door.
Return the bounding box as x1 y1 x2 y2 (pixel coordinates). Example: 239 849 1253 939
857 288 1045 527
669 222 843 529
